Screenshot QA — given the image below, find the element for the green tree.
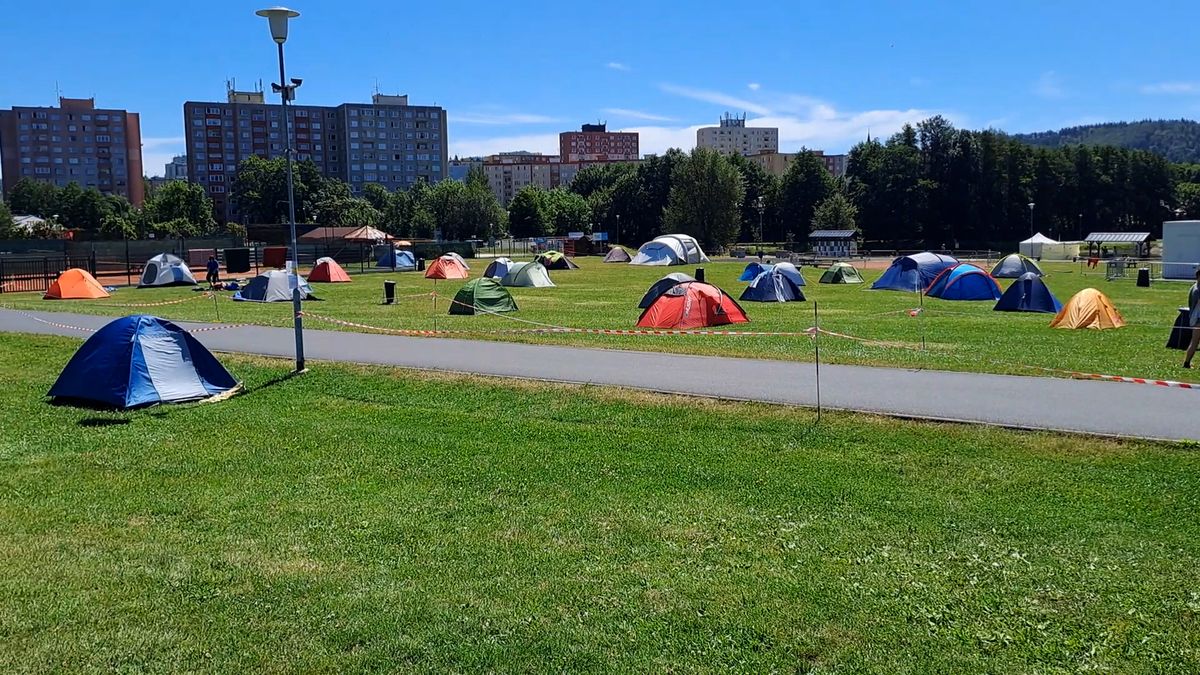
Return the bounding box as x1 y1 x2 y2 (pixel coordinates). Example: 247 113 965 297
507 185 551 238
6 178 59 217
465 165 491 193
662 147 744 250
1177 182 1200 218
362 183 393 213
727 152 779 242
777 150 833 240
230 156 326 224
0 197 17 238
411 179 503 241
313 196 382 227
146 181 216 234
99 212 136 239
545 188 591 235
811 192 858 232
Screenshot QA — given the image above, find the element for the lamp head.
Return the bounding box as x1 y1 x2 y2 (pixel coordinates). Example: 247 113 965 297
256 6 299 44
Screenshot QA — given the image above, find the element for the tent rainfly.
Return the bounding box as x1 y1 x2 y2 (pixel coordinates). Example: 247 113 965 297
425 255 471 279
234 270 317 302
309 257 352 282
375 247 416 270
739 268 806 303
871 252 959 292
993 272 1062 314
535 250 580 270
629 234 709 266
924 264 1003 301
603 247 632 263
1050 288 1125 329
448 278 518 315
44 268 110 300
637 281 749 329
501 261 555 287
139 253 197 288
483 257 515 278
819 262 864 284
638 272 695 309
991 253 1044 278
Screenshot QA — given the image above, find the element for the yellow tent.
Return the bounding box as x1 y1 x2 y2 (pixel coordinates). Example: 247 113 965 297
1049 288 1125 329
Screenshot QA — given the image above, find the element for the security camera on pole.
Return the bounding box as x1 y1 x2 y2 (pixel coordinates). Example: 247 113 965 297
257 6 306 372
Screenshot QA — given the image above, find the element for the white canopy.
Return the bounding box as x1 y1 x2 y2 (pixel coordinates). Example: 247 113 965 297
1021 232 1058 244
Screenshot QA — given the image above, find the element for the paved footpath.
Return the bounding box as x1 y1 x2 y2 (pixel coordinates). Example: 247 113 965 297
1 308 1197 442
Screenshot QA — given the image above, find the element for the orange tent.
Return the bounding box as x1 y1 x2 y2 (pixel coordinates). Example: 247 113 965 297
1049 288 1125 329
44 268 110 300
309 257 352 283
636 281 750 329
424 255 470 280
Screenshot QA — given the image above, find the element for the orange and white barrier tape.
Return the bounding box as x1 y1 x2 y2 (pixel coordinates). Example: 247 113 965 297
94 293 211 308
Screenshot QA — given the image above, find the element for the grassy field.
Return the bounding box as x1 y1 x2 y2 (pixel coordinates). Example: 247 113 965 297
0 256 1191 382
1 333 1198 672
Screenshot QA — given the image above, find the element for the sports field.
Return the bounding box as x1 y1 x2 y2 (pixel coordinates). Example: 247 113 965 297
2 333 1197 672
0 256 1190 382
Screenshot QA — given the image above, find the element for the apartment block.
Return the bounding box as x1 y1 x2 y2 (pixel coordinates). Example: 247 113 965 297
164 154 188 181
696 113 778 157
559 123 638 163
0 97 144 205
748 150 848 178
482 153 581 206
184 88 448 222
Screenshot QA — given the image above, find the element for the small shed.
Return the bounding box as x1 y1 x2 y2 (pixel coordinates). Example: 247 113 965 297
808 230 858 258
1084 232 1151 258
1162 220 1200 279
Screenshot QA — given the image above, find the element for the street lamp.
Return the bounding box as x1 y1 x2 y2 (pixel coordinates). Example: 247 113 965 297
1027 202 1035 238
256 6 305 372
754 196 765 244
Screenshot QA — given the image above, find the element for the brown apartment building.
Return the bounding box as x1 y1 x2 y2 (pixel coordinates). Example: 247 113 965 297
0 97 144 205
559 123 638 163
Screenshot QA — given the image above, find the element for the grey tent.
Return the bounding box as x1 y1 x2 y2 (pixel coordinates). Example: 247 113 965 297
235 270 317 302
501 261 555 287
991 253 1045 278
638 272 695 308
139 253 197 287
603 247 632 263
484 257 515 278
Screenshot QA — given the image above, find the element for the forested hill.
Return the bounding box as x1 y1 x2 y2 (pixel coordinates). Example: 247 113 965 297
1013 120 1200 163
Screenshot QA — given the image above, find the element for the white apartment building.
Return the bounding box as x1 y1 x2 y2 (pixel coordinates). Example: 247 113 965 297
483 153 580 206
696 112 778 157
164 154 187 181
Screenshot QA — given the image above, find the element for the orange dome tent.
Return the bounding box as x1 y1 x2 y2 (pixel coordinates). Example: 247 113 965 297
424 255 470 280
1049 288 1125 330
309 257 352 283
44 268 110 300
636 281 749 329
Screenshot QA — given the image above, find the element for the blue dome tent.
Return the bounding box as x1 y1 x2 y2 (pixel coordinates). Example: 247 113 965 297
871 252 959 292
375 247 416 270
739 268 806 302
924 263 1002 301
740 261 805 286
234 270 317 302
994 272 1063 313
48 315 239 409
739 262 773 281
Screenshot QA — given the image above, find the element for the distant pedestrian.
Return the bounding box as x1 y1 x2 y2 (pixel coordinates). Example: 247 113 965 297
206 255 220 288
1184 268 1200 368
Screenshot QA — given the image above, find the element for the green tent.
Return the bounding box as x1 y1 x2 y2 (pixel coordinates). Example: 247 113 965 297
449 278 519 315
535 250 580 270
819 262 864 284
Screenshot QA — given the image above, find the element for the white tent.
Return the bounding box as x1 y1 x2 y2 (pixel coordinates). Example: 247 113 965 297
501 261 555 287
629 234 710 266
139 253 198 287
484 257 515 278
1018 232 1057 258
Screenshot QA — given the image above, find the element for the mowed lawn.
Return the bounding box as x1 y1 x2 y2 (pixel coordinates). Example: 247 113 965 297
1 334 1198 672
1 256 1192 381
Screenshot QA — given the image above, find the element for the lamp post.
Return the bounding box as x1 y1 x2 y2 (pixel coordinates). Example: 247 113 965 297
1027 201 1035 239
256 6 305 372
754 195 765 244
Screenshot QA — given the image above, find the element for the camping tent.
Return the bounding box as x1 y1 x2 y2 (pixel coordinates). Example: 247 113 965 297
48 315 239 409
139 253 197 288
235 270 317 302
425 255 471 279
924 263 1002 301
991 253 1044 278
448 278 518 315
309 257 352 283
637 281 749 329
739 268 806 302
638 272 695 309
603 247 632 263
1019 232 1057 258
501 261 555 287
773 262 806 287
375 247 416 270
44 268 110 300
819 262 864 284
739 261 773 281
535 250 580 270
445 251 471 270
629 234 709 266
483 257 515 278
993 272 1062 314
1050 288 1125 329
871 252 959 292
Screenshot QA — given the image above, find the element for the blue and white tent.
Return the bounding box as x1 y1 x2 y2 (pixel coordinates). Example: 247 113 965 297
739 261 773 281
739 268 806 302
139 253 197 287
234 270 317 302
993 272 1063 313
375 247 416 270
48 315 239 409
871 252 959 292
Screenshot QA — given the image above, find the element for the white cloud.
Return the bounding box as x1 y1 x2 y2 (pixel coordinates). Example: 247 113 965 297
1033 71 1066 99
455 112 561 125
450 132 560 158
1139 81 1200 95
606 62 630 71
659 83 773 116
747 82 761 91
602 107 677 122
141 136 184 178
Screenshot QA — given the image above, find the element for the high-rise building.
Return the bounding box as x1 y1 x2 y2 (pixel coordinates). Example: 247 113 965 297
559 123 638 163
0 97 145 205
696 113 778 157
164 155 188 181
482 153 581 206
747 150 848 178
184 87 448 222
448 156 483 182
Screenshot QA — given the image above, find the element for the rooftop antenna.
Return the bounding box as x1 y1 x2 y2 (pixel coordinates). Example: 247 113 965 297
55 80 61 103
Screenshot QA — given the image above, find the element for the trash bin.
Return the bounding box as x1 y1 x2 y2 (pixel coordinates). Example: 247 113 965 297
695 267 705 282
417 257 425 272
224 247 251 273
1137 267 1151 287
383 280 396 305
1167 307 1191 350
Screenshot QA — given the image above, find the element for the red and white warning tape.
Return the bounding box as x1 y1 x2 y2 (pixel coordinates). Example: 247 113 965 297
94 293 211 308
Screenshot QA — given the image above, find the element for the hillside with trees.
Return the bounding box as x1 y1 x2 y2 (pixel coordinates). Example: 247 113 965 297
1014 120 1200 163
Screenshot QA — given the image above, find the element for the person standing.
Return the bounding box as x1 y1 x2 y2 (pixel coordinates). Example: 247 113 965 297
206 255 221 289
1184 268 1200 368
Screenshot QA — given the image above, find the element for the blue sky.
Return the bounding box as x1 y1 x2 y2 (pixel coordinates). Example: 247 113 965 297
3 0 1199 176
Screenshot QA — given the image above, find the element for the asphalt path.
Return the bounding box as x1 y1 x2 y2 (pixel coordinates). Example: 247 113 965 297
1 307 1196 442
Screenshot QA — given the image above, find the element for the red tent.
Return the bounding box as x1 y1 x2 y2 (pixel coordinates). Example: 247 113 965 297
424 255 470 280
309 257 352 283
636 281 749 329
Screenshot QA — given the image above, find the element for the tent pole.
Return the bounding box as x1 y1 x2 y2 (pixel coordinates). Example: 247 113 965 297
813 301 822 424
919 290 926 352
